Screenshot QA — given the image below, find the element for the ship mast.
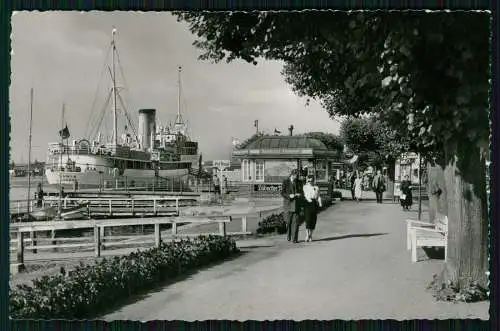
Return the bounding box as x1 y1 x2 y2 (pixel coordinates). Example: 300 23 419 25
111 27 118 146
26 87 34 215
176 66 182 125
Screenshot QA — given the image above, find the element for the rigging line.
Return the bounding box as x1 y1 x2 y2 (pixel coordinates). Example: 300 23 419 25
114 47 135 121
90 90 112 142
84 43 113 138
117 93 139 143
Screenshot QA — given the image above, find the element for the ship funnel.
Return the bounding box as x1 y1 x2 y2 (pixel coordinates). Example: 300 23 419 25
138 108 156 151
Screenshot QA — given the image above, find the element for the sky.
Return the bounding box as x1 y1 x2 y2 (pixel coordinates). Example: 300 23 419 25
10 11 340 163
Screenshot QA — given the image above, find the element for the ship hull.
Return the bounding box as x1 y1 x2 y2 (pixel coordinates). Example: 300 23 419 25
45 153 190 190
45 168 190 189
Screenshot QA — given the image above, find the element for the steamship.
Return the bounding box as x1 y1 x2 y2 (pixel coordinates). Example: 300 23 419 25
44 28 201 189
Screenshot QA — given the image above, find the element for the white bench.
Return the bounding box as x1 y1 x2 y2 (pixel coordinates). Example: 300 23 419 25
406 215 448 262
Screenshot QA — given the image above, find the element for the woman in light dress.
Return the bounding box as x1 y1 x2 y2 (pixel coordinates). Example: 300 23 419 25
303 175 322 242
353 171 363 202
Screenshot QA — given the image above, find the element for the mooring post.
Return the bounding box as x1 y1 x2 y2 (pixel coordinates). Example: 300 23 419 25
109 199 112 216
94 225 101 258
131 199 135 216
171 222 177 235
153 199 157 216
154 223 161 248
175 198 179 215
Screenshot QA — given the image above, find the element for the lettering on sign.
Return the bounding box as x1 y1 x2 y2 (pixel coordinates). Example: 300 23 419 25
254 184 282 192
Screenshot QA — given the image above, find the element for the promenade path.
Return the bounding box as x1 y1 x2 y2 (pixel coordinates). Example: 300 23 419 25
103 200 488 321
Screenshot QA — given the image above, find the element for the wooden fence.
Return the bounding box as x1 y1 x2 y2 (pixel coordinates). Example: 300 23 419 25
9 206 283 272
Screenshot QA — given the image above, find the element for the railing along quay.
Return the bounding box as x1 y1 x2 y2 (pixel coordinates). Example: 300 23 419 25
41 196 199 218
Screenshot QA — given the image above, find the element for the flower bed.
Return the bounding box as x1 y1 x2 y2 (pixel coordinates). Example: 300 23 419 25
10 235 239 319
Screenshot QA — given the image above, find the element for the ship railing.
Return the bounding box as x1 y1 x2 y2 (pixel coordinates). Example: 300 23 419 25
10 199 36 215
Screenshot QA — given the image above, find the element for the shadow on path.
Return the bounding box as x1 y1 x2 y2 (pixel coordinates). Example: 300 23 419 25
314 232 389 242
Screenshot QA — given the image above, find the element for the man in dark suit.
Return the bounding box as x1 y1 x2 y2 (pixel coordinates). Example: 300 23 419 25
372 169 386 203
281 169 303 243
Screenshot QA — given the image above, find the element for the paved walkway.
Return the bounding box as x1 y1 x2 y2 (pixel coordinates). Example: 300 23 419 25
103 201 488 320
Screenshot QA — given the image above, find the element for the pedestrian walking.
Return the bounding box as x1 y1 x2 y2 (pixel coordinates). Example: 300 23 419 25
213 174 221 203
303 175 322 242
372 170 386 203
354 172 363 202
400 175 413 210
281 169 303 243
349 172 357 200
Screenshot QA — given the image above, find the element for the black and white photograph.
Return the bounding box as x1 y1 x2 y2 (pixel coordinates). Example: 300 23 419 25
8 10 490 321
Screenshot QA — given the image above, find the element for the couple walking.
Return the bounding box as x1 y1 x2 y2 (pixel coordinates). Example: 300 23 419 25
281 169 322 243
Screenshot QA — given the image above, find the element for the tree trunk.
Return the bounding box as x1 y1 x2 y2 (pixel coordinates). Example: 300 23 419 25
441 141 488 289
426 161 448 223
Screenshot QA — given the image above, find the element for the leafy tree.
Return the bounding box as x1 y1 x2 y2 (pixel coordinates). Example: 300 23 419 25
175 11 490 295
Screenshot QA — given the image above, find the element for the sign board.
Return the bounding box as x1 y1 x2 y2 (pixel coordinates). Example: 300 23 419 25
254 184 282 192
213 160 231 170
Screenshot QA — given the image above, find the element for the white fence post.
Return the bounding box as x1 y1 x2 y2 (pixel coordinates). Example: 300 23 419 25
154 223 161 247
241 216 247 233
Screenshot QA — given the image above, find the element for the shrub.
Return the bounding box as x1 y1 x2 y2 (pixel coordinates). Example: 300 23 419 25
10 235 239 319
427 274 489 303
257 213 287 235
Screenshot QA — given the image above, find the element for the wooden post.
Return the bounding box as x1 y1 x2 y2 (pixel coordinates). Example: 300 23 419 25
219 222 227 237
16 230 25 267
51 229 57 252
172 222 177 235
241 216 247 233
17 202 20 214
100 226 106 250
154 223 161 248
30 231 37 254
153 199 157 216
94 226 101 257
63 198 67 209
175 198 179 215
109 199 112 216
131 199 135 216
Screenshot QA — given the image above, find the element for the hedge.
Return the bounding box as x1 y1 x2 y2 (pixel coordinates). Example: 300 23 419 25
10 235 239 319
